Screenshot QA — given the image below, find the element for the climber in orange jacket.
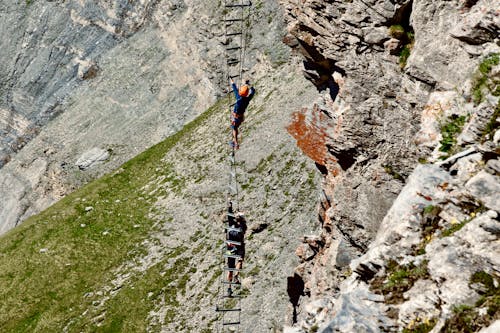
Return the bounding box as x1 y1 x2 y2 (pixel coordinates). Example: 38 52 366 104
230 78 255 149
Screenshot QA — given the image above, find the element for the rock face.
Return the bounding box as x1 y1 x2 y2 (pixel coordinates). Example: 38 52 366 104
280 0 500 331
0 0 290 232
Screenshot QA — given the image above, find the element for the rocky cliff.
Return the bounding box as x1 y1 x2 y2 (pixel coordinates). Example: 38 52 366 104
280 0 499 331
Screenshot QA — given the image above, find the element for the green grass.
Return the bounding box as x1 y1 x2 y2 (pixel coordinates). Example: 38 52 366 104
389 25 405 38
439 114 467 155
388 25 415 69
0 98 225 332
399 45 412 68
441 219 469 237
472 53 499 105
371 260 430 304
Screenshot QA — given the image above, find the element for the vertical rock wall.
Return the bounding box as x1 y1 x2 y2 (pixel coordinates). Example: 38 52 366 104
280 0 499 330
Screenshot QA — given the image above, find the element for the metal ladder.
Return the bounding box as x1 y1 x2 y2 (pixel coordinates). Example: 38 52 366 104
216 1 252 332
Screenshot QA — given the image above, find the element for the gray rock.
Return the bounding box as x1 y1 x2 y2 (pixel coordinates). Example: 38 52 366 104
384 38 400 55
426 214 500 314
466 171 500 211
450 152 483 183
450 0 500 45
479 320 500 333
363 26 389 45
493 129 500 145
320 281 390 333
284 326 303 333
398 280 440 327
75 148 110 170
486 158 500 175
458 102 498 145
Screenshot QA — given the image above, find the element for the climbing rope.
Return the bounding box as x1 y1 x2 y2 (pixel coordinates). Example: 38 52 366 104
216 1 252 332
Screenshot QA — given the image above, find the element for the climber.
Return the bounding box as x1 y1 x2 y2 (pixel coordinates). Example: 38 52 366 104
230 78 255 149
225 200 247 296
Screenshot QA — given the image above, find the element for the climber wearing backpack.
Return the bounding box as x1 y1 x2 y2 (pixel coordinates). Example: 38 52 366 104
230 78 255 149
225 201 247 296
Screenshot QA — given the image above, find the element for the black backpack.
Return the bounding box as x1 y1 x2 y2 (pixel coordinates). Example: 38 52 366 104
228 228 243 243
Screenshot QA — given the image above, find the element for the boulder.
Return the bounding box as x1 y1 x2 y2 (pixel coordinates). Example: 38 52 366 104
75 148 110 170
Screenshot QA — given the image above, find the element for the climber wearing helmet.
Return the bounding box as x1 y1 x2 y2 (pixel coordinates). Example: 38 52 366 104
225 200 247 296
230 78 255 149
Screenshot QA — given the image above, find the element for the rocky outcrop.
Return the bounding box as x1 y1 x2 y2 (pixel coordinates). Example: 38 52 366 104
280 0 499 331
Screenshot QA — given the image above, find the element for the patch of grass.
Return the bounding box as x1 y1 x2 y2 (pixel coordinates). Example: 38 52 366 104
438 114 467 155
441 219 469 237
471 53 499 105
389 25 415 69
389 25 405 38
443 271 500 332
403 317 437 333
371 260 430 304
399 45 412 68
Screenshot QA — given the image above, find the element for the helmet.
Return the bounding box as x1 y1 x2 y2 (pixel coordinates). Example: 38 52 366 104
239 85 249 97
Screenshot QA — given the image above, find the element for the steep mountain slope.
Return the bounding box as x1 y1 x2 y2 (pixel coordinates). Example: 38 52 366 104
0 59 321 332
0 0 291 233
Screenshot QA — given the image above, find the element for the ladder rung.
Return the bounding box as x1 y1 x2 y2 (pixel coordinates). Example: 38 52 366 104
225 226 242 233
226 46 241 52
227 60 240 65
225 240 241 246
226 32 242 36
221 280 241 285
224 267 241 272
224 253 242 259
225 2 251 7
229 74 239 79
221 294 242 298
224 18 243 22
216 307 241 312
223 321 241 326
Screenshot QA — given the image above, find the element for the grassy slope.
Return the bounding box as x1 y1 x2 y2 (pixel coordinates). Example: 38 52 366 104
0 99 223 332
0 62 320 332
